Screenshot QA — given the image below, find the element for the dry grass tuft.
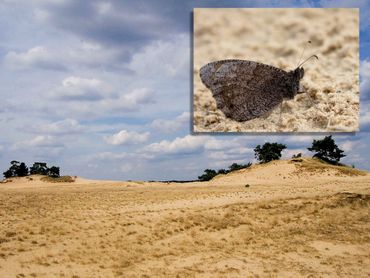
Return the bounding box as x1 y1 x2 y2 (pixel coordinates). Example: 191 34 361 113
40 176 75 183
293 158 367 176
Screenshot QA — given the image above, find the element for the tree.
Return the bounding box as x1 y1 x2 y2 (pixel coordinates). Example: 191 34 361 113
254 142 287 163
307 135 345 164
292 153 302 159
228 162 252 171
3 161 27 178
198 169 217 181
217 169 229 174
30 162 48 175
16 162 29 177
3 161 63 179
47 166 60 178
3 169 13 179
3 161 20 178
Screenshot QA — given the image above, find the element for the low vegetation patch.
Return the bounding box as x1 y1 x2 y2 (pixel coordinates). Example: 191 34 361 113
295 158 367 176
41 176 75 183
198 162 252 181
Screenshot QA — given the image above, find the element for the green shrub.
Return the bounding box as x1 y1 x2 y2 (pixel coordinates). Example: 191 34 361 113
254 143 287 163
198 169 217 181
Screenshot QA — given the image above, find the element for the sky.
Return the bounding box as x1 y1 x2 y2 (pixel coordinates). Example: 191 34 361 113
0 0 369 181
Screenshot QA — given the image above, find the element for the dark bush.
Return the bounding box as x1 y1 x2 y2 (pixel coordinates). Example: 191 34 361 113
3 161 28 178
254 142 287 163
30 162 48 175
198 169 217 181
16 162 29 177
47 166 60 178
228 162 252 171
217 169 229 174
292 153 302 159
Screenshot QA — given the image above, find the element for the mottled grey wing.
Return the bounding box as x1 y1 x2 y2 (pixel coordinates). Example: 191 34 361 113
199 59 288 122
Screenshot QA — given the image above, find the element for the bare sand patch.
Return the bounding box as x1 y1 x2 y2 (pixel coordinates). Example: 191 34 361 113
0 159 369 277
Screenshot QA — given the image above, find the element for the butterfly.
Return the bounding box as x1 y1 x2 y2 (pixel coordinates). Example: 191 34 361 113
199 55 318 122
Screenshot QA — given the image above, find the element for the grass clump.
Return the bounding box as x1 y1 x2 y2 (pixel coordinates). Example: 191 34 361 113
296 158 367 176
41 176 75 183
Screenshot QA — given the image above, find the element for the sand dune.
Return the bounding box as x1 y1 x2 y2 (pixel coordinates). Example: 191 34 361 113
0 158 369 277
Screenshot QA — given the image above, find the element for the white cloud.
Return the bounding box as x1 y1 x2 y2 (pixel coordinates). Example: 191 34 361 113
34 118 84 135
207 147 253 161
65 41 125 69
151 112 189 133
280 135 315 145
12 135 62 150
5 42 125 72
104 130 150 145
51 76 109 101
117 88 153 107
4 46 66 71
341 141 355 152
94 2 112 15
129 34 189 77
120 163 133 173
95 152 129 160
142 135 250 156
93 151 153 161
143 135 209 155
204 138 242 150
360 60 370 100
361 61 370 79
97 88 154 112
360 106 370 126
47 77 154 117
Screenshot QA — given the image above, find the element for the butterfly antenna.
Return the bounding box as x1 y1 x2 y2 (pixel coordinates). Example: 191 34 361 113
297 54 319 68
296 41 311 68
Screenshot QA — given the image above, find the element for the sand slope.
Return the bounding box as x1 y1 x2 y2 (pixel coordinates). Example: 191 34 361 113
0 159 369 277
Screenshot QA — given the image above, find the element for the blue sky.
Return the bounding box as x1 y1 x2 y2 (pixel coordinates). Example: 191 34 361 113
0 0 369 180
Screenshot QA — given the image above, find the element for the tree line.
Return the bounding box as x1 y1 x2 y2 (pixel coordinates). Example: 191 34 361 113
2 136 346 181
3 161 60 179
198 162 253 182
198 135 345 181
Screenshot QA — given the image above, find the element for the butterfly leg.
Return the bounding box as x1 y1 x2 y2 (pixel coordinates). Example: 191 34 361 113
326 117 331 130
278 101 283 125
306 92 315 107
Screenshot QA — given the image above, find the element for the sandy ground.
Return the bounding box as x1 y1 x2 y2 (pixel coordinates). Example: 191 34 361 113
193 8 359 132
0 158 369 277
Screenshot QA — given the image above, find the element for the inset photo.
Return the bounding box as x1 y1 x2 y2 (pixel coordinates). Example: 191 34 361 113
193 8 359 133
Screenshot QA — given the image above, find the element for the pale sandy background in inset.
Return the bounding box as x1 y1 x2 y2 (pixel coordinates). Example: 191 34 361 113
193 8 359 132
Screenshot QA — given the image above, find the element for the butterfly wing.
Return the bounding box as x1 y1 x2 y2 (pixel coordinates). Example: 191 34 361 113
199 60 289 122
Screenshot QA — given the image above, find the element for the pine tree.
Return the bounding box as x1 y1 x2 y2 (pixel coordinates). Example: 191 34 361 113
307 136 345 164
